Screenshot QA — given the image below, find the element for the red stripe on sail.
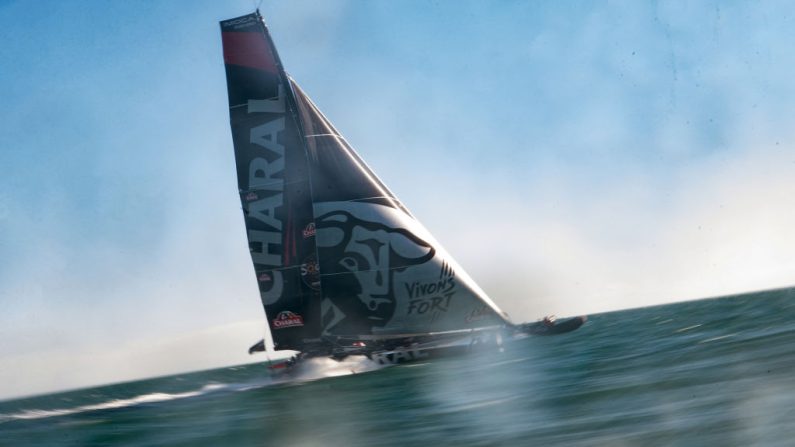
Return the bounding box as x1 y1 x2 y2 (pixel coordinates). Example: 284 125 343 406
222 32 278 73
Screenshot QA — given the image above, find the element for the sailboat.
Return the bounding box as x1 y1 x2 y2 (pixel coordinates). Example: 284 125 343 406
219 11 584 369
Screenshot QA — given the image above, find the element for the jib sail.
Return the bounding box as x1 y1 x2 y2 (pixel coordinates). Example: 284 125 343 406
220 11 510 353
290 80 510 338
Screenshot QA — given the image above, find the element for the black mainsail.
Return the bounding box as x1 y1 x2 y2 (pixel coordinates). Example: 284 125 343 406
220 12 511 356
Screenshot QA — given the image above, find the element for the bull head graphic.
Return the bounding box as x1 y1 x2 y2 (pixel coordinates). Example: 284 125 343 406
316 210 435 334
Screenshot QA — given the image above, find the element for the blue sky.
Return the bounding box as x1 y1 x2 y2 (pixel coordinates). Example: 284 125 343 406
1 0 794 399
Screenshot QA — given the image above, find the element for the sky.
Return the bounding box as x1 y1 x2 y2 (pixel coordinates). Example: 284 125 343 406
1 0 794 400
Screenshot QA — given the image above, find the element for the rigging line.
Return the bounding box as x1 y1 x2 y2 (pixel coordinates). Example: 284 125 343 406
240 177 308 192
250 0 263 14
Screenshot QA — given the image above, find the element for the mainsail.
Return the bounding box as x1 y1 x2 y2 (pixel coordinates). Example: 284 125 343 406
220 12 510 354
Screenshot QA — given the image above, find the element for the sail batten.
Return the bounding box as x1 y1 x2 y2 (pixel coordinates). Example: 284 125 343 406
305 133 342 138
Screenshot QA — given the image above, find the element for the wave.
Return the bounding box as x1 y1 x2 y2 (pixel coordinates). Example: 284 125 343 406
0 383 227 422
1 357 389 423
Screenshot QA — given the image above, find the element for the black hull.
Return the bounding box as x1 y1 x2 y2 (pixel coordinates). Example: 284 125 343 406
261 316 587 376
369 337 500 365
267 316 587 375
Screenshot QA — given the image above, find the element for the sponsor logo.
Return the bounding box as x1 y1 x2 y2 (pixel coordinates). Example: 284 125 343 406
245 192 259 202
372 347 428 365
272 311 304 329
223 16 256 29
465 305 491 323
300 255 321 290
258 272 272 282
316 209 435 333
302 222 316 238
405 277 454 299
408 293 454 315
405 265 456 315
246 80 287 305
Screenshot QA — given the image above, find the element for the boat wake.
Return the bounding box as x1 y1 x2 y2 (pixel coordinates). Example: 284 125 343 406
1 357 387 423
0 383 228 423
270 355 388 384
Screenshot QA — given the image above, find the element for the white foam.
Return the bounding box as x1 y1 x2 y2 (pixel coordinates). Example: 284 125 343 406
0 358 390 423
401 363 430 368
270 355 388 384
698 333 738 344
445 396 518 413
0 383 227 422
489 356 532 367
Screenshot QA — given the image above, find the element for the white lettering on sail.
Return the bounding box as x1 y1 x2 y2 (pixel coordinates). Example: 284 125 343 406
249 230 282 265
246 85 287 304
250 118 285 155
248 157 284 190
248 193 283 230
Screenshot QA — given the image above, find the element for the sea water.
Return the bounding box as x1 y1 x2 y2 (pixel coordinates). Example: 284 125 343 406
2 288 794 446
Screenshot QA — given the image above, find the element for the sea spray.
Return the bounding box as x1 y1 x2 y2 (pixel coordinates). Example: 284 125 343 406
271 355 389 384
0 383 228 422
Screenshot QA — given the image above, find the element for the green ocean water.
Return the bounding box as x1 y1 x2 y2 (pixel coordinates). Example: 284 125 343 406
2 288 794 446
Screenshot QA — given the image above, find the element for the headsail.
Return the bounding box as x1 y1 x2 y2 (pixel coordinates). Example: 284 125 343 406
290 80 511 338
220 12 510 353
